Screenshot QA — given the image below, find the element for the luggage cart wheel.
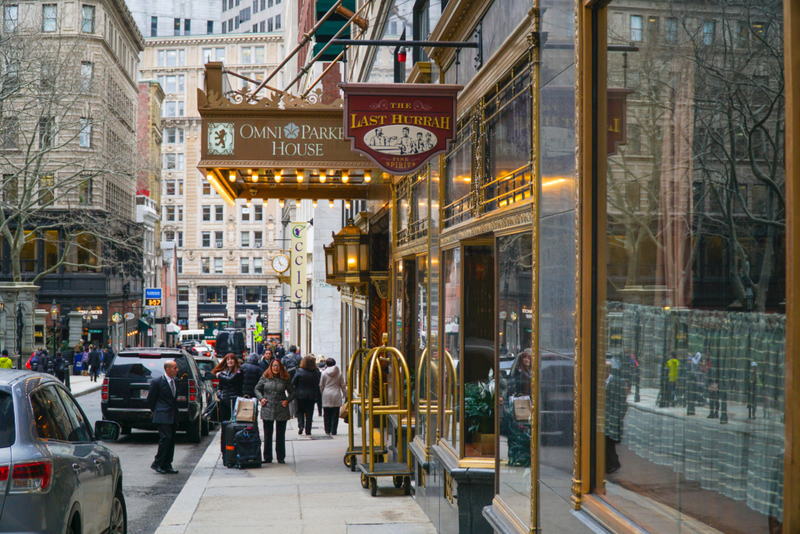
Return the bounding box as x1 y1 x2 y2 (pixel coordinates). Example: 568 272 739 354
403 476 411 496
361 472 369 489
343 454 350 468
370 477 378 497
350 457 356 471
393 476 403 488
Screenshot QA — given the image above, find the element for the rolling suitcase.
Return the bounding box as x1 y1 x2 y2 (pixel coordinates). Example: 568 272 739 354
233 427 262 468
221 421 251 467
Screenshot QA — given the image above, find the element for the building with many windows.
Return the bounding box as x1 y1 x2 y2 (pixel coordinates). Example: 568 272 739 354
220 0 283 35
139 32 286 337
125 0 223 37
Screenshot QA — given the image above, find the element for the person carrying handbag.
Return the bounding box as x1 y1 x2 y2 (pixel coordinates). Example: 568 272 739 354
319 358 347 436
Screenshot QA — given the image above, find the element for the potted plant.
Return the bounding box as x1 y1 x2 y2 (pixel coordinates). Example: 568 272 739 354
465 370 495 455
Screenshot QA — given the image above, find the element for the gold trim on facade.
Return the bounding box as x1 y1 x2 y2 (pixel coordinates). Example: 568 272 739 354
439 203 533 247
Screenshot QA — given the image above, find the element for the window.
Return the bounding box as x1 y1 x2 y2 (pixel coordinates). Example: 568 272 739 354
30 387 70 441
241 205 250 221
275 14 281 30
253 0 258 12
703 21 716 45
215 205 224 221
79 118 92 148
4 5 18 32
241 231 250 247
202 205 211 221
164 230 175 242
3 61 18 94
214 257 223 274
236 286 268 304
43 4 57 32
199 286 227 304
39 117 54 149
158 75 185 93
165 206 176 221
254 231 263 248
184 18 190 34
159 49 186 67
151 16 157 36
201 257 210 273
177 258 183 274
646 16 658 40
39 174 54 205
202 48 225 63
164 179 183 196
163 154 184 170
253 257 263 274
260 21 265 32
202 181 212 195
261 0 265 8
242 47 252 64
80 61 93 91
268 0 273 7
2 118 18 149
240 258 250 274
254 204 263 221
78 176 92 204
177 231 183 248
164 128 184 144
81 5 95 33
174 18 180 35
178 286 188 303
630 15 642 42
207 20 213 34
268 18 273 32
665 18 677 42
215 231 223 248
177 206 184 222
3 174 17 204
202 231 210 247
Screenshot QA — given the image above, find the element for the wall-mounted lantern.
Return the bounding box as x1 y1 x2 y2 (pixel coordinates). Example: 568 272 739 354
323 218 369 288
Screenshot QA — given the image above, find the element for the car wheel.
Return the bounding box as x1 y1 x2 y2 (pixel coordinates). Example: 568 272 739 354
109 486 127 534
186 415 202 443
201 417 209 436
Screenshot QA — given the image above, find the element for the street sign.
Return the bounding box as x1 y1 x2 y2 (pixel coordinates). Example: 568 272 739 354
124 312 134 320
144 288 163 307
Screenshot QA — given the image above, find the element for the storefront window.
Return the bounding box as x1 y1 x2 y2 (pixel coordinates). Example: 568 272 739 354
441 247 460 453
497 232 533 523
428 161 440 443
410 170 428 241
443 121 472 229
416 254 428 444
394 260 403 349
597 2 786 532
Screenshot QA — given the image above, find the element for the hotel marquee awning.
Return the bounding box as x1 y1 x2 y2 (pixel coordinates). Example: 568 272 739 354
198 63 390 206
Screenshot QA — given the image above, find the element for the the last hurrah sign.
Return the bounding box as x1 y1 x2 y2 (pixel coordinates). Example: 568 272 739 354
341 83 462 175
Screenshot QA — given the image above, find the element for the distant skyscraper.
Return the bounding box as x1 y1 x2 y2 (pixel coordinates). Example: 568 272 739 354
220 0 284 35
124 0 223 37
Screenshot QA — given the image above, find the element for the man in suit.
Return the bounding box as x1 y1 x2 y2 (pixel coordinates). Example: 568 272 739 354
148 360 180 474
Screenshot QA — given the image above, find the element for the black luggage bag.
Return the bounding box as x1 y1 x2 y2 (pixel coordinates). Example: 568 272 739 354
221 421 252 467
233 427 262 468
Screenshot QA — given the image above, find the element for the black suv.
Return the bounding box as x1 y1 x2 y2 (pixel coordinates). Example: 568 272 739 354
101 347 211 442
215 330 247 360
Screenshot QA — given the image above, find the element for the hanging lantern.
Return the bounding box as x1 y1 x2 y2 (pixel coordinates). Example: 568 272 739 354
323 218 370 288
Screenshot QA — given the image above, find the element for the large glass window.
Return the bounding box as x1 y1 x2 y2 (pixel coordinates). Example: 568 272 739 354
441 247 461 453
598 2 786 532
497 232 533 524
443 121 472 228
415 254 428 444
198 286 226 304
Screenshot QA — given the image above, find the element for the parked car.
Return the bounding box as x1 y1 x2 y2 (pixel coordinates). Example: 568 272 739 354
101 347 209 442
0 369 126 534
192 354 220 392
214 330 246 361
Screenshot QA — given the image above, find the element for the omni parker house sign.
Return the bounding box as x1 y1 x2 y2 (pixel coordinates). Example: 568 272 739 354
341 83 462 175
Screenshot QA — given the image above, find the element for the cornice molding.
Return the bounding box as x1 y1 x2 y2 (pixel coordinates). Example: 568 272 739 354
440 202 532 246
428 0 492 66
144 34 283 47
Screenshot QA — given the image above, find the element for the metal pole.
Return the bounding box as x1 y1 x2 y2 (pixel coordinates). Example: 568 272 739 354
329 39 479 48
251 0 345 97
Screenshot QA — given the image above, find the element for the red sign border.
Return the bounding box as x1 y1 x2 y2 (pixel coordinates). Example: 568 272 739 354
341 83 462 176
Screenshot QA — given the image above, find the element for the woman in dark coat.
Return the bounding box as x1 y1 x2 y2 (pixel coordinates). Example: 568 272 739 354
292 355 321 435
254 359 296 463
212 353 243 422
241 353 263 398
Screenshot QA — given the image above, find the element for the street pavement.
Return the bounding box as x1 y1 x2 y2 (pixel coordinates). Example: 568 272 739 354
156 417 438 534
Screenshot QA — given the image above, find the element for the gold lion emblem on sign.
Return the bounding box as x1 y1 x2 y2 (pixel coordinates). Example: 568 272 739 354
208 123 234 155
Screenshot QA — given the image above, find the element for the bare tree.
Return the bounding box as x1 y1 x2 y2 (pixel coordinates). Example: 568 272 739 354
0 5 142 285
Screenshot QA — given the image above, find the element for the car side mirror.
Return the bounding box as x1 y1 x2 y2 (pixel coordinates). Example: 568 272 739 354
95 420 121 442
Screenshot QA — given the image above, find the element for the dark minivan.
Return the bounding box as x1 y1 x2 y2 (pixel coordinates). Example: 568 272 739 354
215 330 246 360
101 347 210 442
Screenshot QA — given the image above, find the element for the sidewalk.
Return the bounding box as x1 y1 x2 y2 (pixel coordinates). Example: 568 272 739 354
156 417 437 534
69 373 104 397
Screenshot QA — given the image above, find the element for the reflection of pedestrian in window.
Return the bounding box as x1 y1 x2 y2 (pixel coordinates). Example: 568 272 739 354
665 352 680 407
746 361 759 419
510 350 532 397
706 356 720 418
605 354 628 474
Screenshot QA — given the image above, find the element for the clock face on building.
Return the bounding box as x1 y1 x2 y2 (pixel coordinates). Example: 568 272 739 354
272 254 289 273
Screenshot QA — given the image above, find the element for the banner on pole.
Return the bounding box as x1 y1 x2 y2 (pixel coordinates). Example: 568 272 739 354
290 222 308 302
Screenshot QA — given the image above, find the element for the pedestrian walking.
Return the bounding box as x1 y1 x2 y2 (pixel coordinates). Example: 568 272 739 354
88 345 102 382
241 353 263 399
213 353 243 422
0 349 12 369
319 357 347 436
292 355 321 435
275 342 286 361
103 345 115 374
258 348 275 373
53 352 67 383
254 359 296 463
147 360 180 474
34 348 49 374
282 345 301 379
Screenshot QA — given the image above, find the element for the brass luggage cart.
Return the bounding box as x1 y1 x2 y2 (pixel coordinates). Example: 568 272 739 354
343 340 388 471
358 340 413 496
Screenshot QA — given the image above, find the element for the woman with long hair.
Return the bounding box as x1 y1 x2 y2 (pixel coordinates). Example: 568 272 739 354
292 355 321 435
254 359 296 463
212 353 243 422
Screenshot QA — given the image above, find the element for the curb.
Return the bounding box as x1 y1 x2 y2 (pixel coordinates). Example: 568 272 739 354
154 429 221 534
73 383 102 398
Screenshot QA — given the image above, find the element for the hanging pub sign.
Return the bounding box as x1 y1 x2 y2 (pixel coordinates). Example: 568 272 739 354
341 83 462 175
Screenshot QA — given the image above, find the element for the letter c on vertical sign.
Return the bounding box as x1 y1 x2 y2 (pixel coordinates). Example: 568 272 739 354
294 289 304 299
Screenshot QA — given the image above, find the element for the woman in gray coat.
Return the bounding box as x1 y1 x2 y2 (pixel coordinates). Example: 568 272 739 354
255 359 296 463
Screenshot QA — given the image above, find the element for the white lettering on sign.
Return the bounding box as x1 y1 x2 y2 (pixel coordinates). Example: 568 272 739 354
238 123 345 158
290 222 308 302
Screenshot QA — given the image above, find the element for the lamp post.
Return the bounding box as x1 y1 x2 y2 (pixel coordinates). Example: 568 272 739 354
50 301 59 355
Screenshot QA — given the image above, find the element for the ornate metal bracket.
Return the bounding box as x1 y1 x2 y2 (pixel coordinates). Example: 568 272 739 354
370 271 391 300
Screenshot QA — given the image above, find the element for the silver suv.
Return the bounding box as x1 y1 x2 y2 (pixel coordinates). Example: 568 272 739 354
0 369 125 533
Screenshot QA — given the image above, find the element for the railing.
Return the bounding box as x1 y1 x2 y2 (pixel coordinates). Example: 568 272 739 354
482 163 533 212
443 195 471 229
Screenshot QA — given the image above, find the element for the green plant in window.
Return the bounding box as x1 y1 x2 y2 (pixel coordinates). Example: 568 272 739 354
465 369 495 435
507 422 531 467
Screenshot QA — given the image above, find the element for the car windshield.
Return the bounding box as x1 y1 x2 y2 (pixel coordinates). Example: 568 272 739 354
0 391 15 447
196 361 215 374
107 353 190 380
